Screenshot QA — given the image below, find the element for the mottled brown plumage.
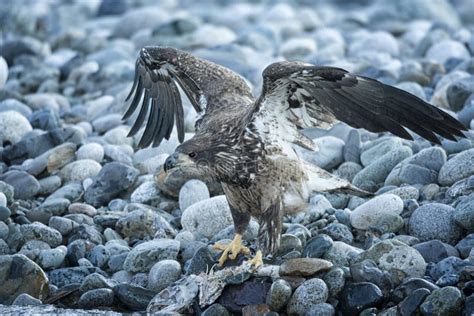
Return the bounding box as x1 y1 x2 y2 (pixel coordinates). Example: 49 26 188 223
123 46 466 259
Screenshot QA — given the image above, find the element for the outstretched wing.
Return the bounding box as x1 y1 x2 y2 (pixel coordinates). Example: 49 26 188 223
123 46 254 148
251 61 466 147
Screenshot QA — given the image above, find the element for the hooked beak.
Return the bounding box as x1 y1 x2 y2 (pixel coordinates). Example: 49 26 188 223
163 152 194 172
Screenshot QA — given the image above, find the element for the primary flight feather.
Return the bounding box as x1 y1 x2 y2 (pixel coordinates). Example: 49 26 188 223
123 46 466 266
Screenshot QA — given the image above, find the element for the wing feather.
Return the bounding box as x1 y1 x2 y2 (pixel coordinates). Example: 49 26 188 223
253 62 467 145
123 46 253 148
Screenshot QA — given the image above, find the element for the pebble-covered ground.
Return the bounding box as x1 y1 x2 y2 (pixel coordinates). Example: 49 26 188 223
1 0 474 315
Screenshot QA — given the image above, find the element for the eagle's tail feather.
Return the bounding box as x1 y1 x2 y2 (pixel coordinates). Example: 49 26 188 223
258 200 283 255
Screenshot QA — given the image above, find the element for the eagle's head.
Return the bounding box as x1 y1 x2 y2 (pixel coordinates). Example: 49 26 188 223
163 132 240 182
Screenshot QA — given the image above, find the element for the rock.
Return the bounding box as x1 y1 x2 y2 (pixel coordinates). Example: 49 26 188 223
350 194 403 230
447 77 474 111
84 162 139 207
123 239 180 273
339 282 384 315
0 99 32 118
304 194 332 223
179 180 210 211
456 234 474 258
114 283 156 311
0 181 14 204
79 273 117 293
343 129 361 164
20 222 62 247
321 223 353 244
287 278 328 315
464 295 474 316
76 143 104 162
426 40 470 65
78 288 114 308
0 56 7 89
202 304 231 316
60 159 102 183
48 216 78 236
281 37 317 60
323 241 362 267
349 31 399 57
385 147 446 186
266 279 292 312
431 256 471 281
147 259 181 292
398 288 430 316
181 195 233 239
302 234 334 258
392 278 439 304
0 254 49 304
116 209 171 239
113 7 167 38
360 139 402 167
301 136 345 170
0 170 40 200
352 146 412 191
68 225 103 245
280 258 333 277
0 206 11 221
305 303 335 316
420 286 462 316
185 245 216 275
355 240 426 284
413 240 458 263
453 193 474 232
47 267 106 288
87 245 110 268
438 149 474 186
335 162 363 182
29 109 60 131
38 246 67 270
218 281 272 314
12 293 42 306
409 203 463 244
0 111 32 145
130 181 160 204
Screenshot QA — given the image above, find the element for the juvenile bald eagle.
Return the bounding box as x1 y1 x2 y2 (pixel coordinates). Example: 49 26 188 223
123 47 466 266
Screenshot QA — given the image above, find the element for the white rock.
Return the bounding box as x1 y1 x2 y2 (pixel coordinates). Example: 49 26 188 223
130 181 160 204
0 111 32 145
426 39 470 64
281 37 317 60
179 180 210 212
438 148 474 186
0 56 8 89
350 194 404 230
147 259 182 292
349 31 399 57
181 195 233 239
0 192 6 208
76 143 104 162
60 159 102 183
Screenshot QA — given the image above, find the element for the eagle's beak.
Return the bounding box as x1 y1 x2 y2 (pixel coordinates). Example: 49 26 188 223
163 152 193 172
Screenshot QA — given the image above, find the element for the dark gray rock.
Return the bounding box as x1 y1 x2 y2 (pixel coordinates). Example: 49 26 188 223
12 293 42 306
413 240 459 263
113 283 156 311
431 256 471 281
454 193 474 232
302 234 333 258
84 162 139 207
47 267 106 288
0 170 40 200
392 278 439 304
398 288 430 316
202 303 231 316
456 234 474 258
420 286 462 316
0 254 49 304
78 288 114 308
266 279 292 312
339 282 384 315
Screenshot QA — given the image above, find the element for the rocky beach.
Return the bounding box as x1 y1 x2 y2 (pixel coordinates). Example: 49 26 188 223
1 0 474 314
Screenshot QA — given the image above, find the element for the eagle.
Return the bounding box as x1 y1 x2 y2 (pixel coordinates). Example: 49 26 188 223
123 46 466 267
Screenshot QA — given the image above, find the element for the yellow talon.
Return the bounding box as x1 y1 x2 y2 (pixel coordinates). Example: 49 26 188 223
212 234 250 266
245 250 263 268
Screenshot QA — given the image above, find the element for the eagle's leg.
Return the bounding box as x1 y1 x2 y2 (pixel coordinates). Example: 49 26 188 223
212 208 251 266
245 250 263 267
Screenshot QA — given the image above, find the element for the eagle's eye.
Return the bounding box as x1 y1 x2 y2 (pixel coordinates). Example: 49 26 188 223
188 152 197 159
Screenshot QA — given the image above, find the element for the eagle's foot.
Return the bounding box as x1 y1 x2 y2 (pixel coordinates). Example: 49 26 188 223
212 234 250 266
244 250 263 268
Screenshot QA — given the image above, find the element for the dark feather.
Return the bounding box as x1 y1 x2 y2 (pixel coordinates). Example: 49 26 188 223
256 62 466 144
